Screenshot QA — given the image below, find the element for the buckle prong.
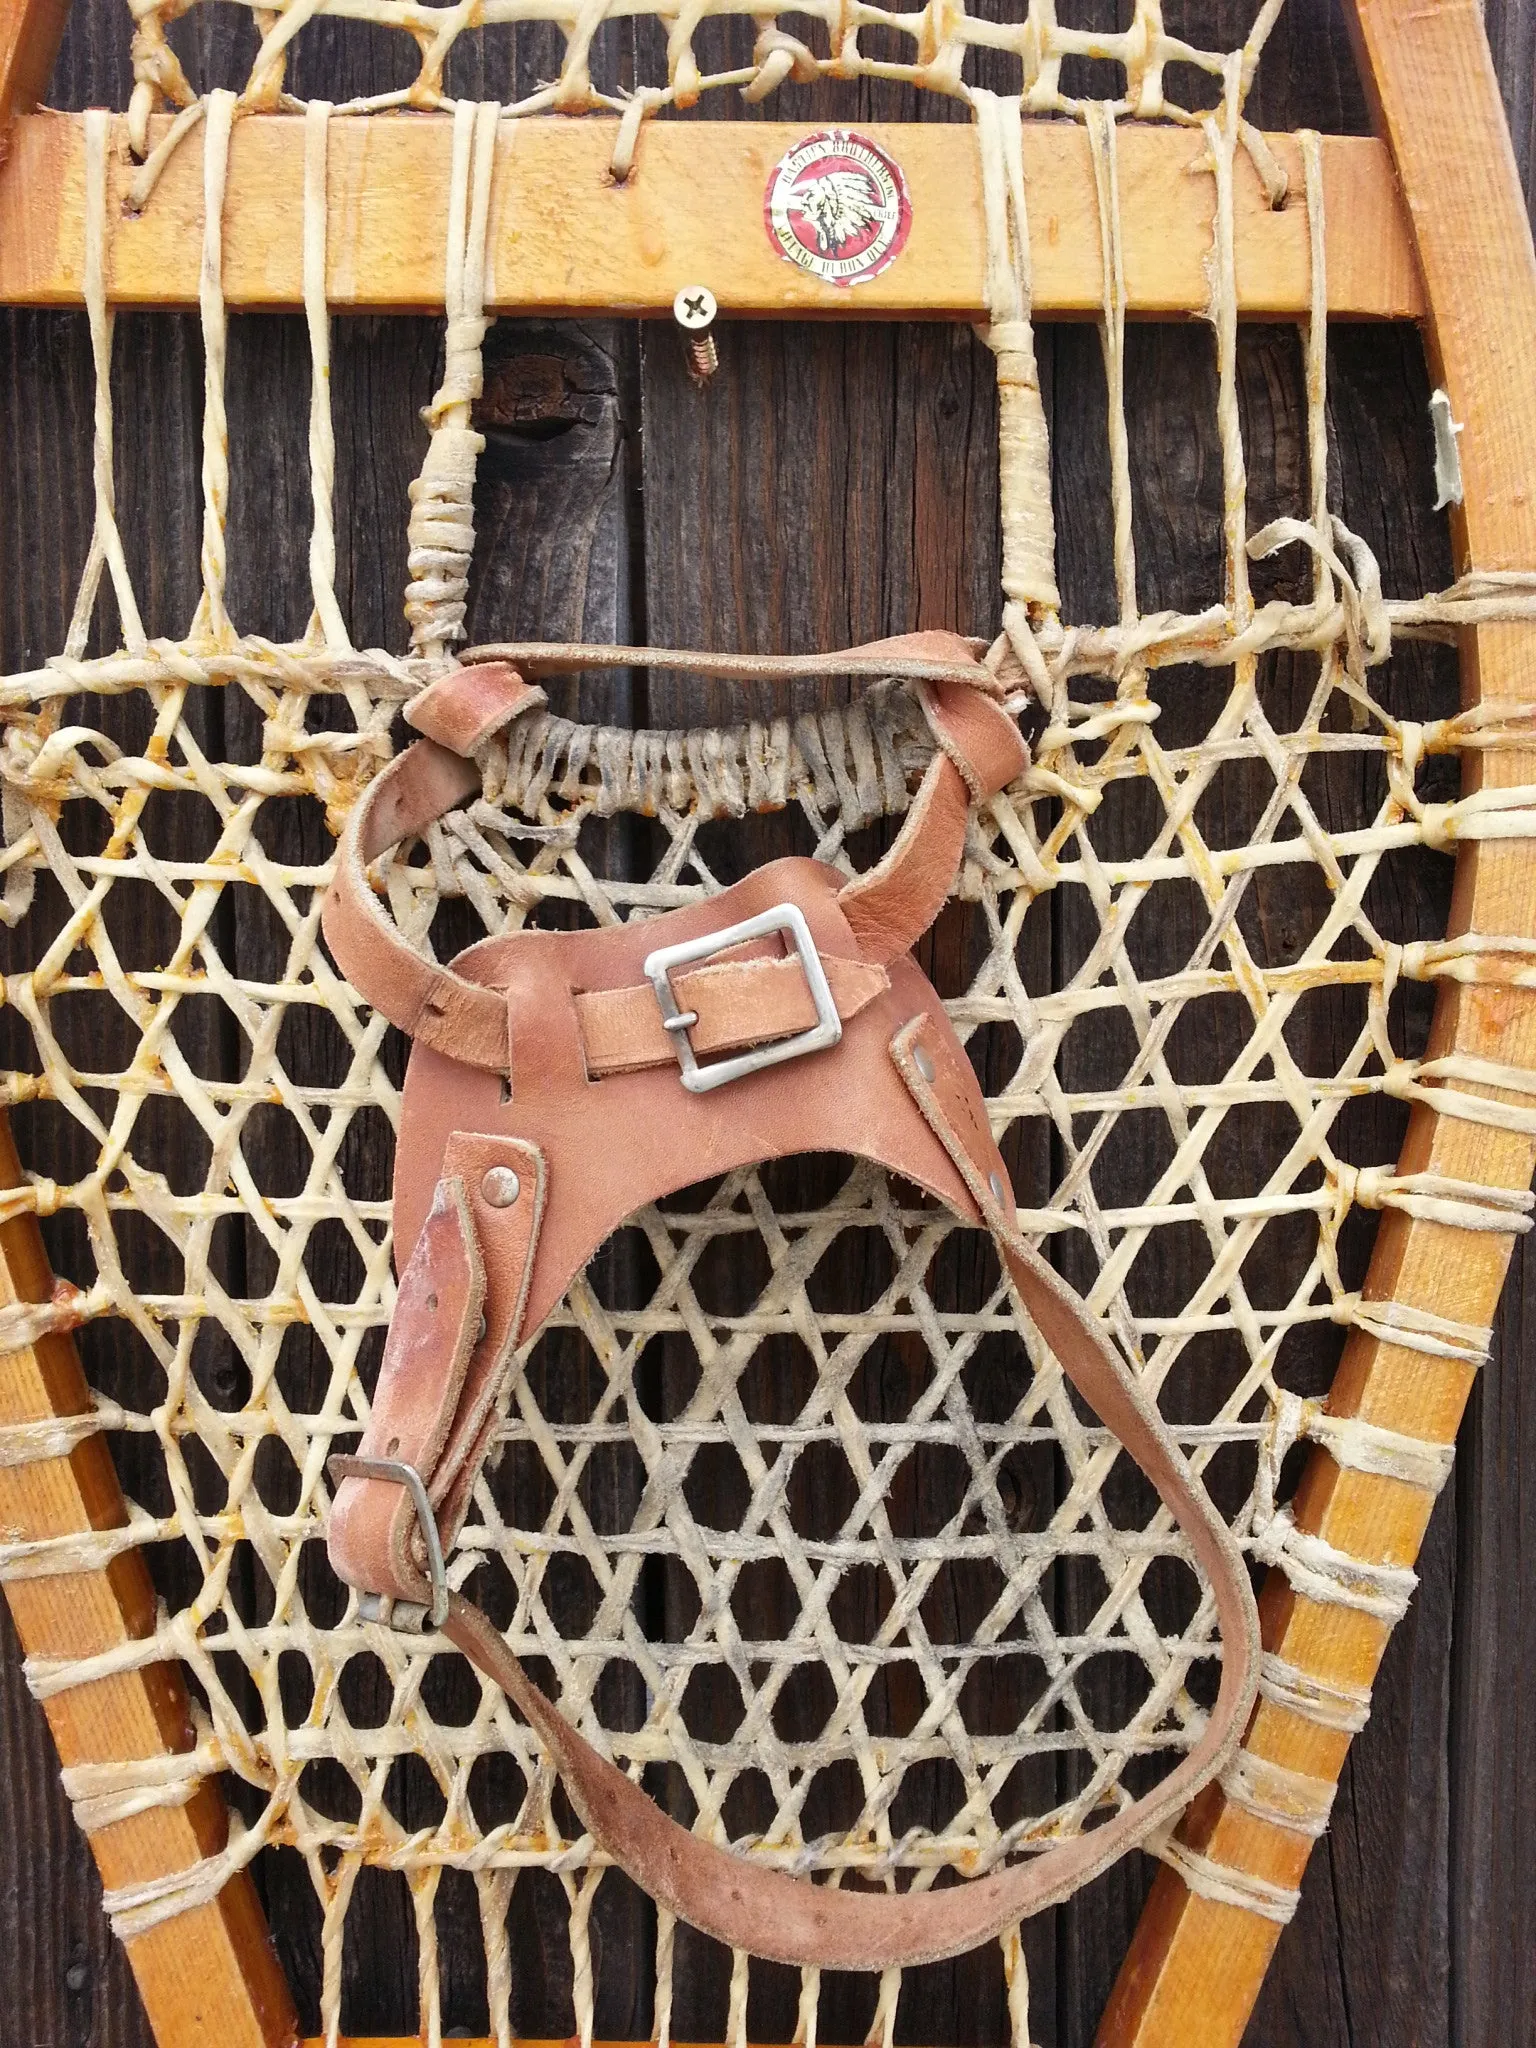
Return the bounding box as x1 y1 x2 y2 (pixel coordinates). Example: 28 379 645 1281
643 902 842 1094
328 1453 449 1629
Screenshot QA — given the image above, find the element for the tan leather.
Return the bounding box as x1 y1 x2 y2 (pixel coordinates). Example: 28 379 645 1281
404 659 545 754
330 1130 545 1605
321 645 1261 1973
323 634 1013 1072
324 738 506 1069
575 948 888 1076
919 674 1031 796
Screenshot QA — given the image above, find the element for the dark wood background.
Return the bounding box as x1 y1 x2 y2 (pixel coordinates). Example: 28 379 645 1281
2 0 1534 2042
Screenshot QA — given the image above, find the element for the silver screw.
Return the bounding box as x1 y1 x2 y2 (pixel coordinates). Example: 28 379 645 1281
673 284 719 382
913 1045 936 1084
481 1166 521 1209
988 1172 1009 1207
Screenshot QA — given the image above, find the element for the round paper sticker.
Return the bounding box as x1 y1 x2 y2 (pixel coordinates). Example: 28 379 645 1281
763 130 912 287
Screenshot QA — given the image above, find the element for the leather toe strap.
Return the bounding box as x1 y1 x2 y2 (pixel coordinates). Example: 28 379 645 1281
321 641 1029 1070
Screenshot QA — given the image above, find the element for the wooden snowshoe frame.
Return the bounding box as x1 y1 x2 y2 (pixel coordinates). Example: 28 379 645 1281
0 0 1532 2041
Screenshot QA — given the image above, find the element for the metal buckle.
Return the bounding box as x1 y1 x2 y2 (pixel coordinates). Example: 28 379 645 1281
327 1453 449 1630
642 902 842 1094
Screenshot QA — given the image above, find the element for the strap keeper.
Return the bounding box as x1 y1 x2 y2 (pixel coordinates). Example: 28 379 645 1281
404 661 547 758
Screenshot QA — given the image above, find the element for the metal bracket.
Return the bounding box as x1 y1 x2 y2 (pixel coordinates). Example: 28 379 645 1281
1430 388 1465 511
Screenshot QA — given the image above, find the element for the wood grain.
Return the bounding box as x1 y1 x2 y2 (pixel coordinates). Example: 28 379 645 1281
0 112 1424 320
0 1116 298 2048
0 0 69 154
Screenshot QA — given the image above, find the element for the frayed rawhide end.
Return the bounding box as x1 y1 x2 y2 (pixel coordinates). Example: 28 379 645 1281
405 416 485 662
405 100 500 668
974 89 1060 628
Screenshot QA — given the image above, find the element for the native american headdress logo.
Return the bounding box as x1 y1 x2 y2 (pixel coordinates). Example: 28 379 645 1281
764 130 913 286
790 166 889 254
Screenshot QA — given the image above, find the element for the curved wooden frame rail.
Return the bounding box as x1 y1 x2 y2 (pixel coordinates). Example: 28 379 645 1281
0 0 1531 2042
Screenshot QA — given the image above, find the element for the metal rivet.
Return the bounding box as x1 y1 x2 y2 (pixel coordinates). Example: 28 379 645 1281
989 1172 1009 1206
913 1045 936 1084
481 1166 521 1209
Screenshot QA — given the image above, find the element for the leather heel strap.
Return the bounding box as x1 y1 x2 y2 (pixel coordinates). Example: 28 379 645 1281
372 1025 1257 1972
432 1014 1260 1972
318 635 1254 1970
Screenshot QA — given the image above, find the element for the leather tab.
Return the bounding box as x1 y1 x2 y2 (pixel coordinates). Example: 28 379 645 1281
838 684 1025 963
427 1131 548 1552
328 1134 546 1604
405 662 546 758
919 678 1029 799
329 1175 487 1604
839 751 973 964
322 739 508 1071
575 951 888 1077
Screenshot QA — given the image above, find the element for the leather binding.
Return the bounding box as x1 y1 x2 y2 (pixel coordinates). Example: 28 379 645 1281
320 643 1261 1971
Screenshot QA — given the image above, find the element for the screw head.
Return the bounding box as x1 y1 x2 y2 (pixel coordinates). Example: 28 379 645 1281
913 1045 936 1084
673 284 717 332
480 1166 521 1209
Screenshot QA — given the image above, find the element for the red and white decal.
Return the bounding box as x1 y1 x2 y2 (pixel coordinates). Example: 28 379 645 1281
763 130 912 287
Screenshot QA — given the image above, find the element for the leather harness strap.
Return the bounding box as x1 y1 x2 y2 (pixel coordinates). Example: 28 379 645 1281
323 642 1014 1064
320 644 1261 1973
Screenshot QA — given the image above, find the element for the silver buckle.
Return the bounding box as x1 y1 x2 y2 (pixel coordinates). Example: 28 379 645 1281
642 902 842 1095
328 1453 449 1630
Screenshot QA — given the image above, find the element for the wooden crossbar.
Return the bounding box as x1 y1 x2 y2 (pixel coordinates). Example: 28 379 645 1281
0 110 1423 318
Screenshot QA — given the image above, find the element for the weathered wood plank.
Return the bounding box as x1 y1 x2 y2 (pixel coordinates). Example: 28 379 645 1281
1231 321 1460 2048
1448 27 1536 2048
0 1111 298 2048
0 1598 157 2048
1 3 651 2042
1449 1250 1536 2048
1098 0 1536 2039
